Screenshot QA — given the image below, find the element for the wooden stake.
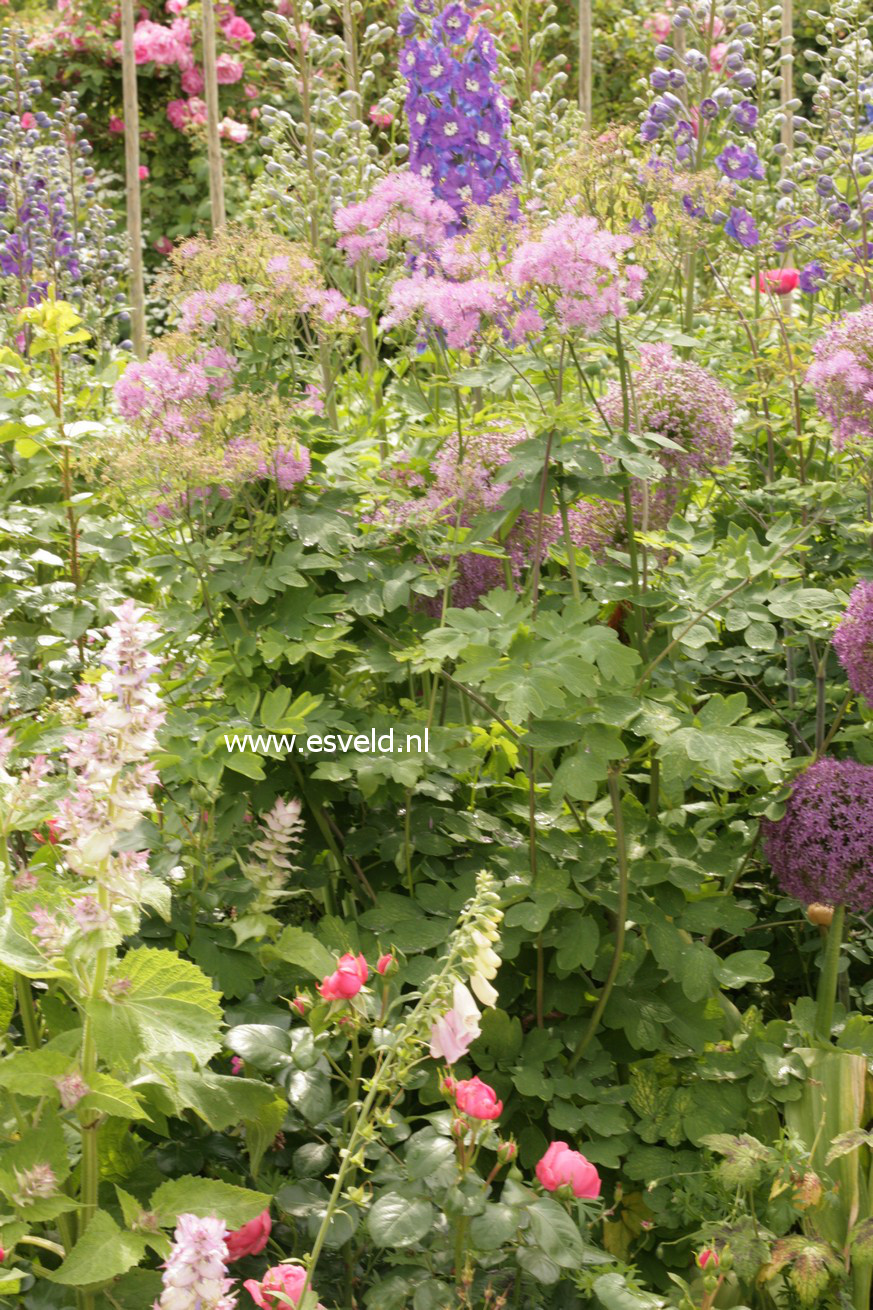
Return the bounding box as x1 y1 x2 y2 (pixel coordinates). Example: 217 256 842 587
120 0 146 358
201 0 226 231
578 0 592 122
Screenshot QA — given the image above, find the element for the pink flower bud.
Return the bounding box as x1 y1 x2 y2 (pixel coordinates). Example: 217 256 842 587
454 1075 503 1121
109 116 125 134
226 1208 271 1262
244 1264 316 1308
376 952 394 975
497 1139 517 1163
138 165 149 180
317 952 368 1001
697 1248 720 1270
230 1056 244 1075
291 996 306 1016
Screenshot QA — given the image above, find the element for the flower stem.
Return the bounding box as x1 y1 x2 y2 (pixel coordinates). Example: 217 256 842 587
814 902 845 1041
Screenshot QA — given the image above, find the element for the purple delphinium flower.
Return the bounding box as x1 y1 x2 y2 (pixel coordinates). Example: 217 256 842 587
400 1 520 222
798 261 826 295
724 206 759 248
762 758 873 912
833 580 873 702
716 144 764 181
731 100 758 132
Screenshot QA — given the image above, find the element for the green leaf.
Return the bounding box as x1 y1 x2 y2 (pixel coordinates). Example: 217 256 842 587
716 950 774 988
470 1202 519 1250
368 1194 434 1247
225 1024 294 1073
79 1073 150 1121
594 1272 665 1310
173 1070 277 1129
245 1095 287 1179
150 1176 272 1228
87 947 223 1071
272 926 335 979
224 750 266 779
527 1197 587 1268
43 1211 148 1286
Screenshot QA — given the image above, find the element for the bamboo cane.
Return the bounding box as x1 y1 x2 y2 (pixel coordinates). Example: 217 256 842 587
781 0 794 164
578 0 592 122
201 0 226 230
120 0 146 358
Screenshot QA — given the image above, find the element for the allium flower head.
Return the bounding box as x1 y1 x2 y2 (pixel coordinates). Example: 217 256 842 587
156 1213 236 1310
807 305 873 447
833 580 873 702
602 343 734 523
762 758 873 912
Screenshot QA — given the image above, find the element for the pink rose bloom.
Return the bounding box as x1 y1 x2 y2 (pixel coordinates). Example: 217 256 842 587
225 1209 271 1262
20 111 37 129
187 97 207 125
645 11 672 42
536 1142 601 1199
369 106 394 128
219 116 249 143
710 42 728 73
215 52 243 84
376 953 393 975
755 268 799 295
317 952 368 1000
138 165 149 179
454 1075 503 1121
109 116 125 134
166 98 189 129
154 236 173 255
166 0 187 11
223 14 255 42
244 82 259 98
181 64 204 95
244 1265 316 1309
230 1055 243 1074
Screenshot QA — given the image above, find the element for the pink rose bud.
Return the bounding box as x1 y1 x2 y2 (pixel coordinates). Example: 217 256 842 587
497 1139 517 1163
698 1248 720 1270
226 1208 271 1262
230 1056 244 1075
317 952 368 1001
440 1074 456 1097
754 268 799 295
244 1264 312 1309
291 996 306 1016
109 116 125 134
0 1245 5 1262
138 165 149 179
535 1142 601 1199
376 953 394 975
454 1075 503 1121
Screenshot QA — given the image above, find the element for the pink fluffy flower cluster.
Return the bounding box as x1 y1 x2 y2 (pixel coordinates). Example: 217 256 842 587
115 346 238 446
807 305 873 448
334 172 645 351
332 171 644 351
179 282 258 333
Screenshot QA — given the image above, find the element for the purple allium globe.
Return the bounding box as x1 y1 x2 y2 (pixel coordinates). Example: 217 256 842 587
807 305 873 448
832 580 873 703
602 343 735 524
761 758 873 912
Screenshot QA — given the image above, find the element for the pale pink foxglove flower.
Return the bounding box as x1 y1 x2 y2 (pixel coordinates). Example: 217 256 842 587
429 981 481 1064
